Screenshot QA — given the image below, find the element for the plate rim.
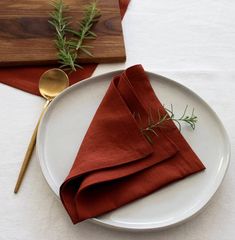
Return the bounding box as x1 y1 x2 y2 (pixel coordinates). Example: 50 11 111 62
37 70 231 231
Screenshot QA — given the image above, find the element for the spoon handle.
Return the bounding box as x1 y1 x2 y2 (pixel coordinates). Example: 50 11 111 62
14 100 51 193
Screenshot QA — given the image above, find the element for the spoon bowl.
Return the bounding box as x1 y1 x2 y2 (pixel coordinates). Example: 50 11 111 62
39 68 69 100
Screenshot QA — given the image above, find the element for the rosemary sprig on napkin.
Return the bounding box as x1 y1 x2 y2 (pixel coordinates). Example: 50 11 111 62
49 0 101 73
138 105 197 144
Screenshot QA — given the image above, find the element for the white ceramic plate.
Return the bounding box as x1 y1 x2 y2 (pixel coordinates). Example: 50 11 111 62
37 70 230 231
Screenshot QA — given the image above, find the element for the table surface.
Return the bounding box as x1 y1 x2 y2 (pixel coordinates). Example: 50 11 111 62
0 0 235 239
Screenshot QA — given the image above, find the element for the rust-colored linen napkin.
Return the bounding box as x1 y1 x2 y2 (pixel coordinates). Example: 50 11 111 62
60 64 205 224
0 0 130 95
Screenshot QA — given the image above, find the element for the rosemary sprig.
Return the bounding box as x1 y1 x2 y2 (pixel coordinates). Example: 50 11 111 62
49 0 76 72
67 2 101 54
49 0 100 73
140 105 197 144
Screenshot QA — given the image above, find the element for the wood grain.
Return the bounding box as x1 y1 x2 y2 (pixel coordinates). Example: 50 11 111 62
0 0 126 66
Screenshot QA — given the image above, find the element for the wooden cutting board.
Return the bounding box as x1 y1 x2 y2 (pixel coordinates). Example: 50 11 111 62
0 0 126 66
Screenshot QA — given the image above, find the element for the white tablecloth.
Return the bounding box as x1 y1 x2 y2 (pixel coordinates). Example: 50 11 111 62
0 0 235 239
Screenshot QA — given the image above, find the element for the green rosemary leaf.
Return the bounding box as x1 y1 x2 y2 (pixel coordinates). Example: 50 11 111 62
81 45 94 48
65 29 82 37
88 31 97 37
74 64 84 69
80 47 93 56
143 132 153 144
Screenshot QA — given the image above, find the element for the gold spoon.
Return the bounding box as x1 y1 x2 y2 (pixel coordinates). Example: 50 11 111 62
14 68 69 193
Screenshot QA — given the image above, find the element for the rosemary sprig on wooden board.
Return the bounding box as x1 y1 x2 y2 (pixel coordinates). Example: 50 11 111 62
49 0 76 71
139 105 197 144
49 0 101 73
67 3 101 52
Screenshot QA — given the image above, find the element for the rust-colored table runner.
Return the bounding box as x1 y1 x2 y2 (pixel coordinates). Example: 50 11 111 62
0 0 130 95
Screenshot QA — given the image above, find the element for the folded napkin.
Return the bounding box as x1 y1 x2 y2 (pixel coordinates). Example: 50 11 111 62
60 65 205 223
0 0 130 95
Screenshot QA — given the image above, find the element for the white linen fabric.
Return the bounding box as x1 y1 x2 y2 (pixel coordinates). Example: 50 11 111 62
0 0 235 239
